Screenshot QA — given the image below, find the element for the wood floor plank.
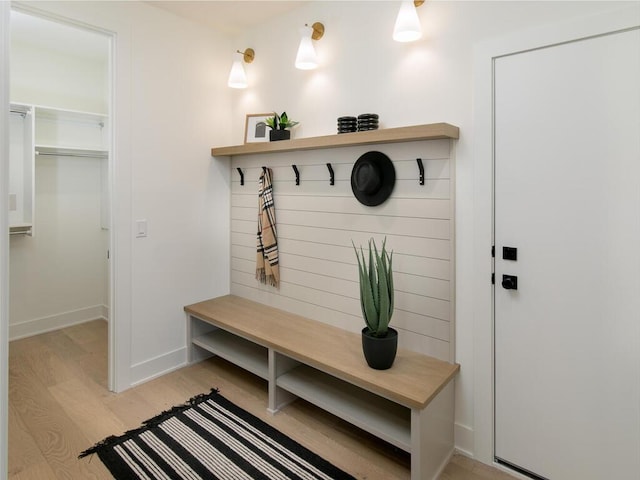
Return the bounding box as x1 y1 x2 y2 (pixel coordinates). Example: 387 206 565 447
37 329 89 361
103 389 159 431
9 460 58 480
7 399 47 478
9 361 111 479
61 319 107 346
20 343 77 388
48 377 126 444
8 320 514 480
8 335 46 361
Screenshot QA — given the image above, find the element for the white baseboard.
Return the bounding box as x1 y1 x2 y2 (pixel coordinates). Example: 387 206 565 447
130 347 187 387
454 422 474 458
9 304 108 341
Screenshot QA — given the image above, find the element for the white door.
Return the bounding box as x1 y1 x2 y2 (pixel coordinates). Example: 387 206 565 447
494 28 640 480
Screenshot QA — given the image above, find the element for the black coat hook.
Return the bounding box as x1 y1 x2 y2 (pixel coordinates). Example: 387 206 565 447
292 165 300 185
326 163 334 186
237 167 244 186
416 158 425 185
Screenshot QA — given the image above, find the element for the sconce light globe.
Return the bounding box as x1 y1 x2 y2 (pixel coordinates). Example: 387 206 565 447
228 58 248 89
295 25 319 70
393 0 423 42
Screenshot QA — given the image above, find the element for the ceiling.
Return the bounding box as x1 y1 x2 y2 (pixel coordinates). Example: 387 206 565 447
147 1 309 34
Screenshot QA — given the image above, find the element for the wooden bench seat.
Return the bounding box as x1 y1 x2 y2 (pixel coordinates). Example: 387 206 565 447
184 294 460 480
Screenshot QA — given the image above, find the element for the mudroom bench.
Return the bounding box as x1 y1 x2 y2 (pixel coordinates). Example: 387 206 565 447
184 294 460 480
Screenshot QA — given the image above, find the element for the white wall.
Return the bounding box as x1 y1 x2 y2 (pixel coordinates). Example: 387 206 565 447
225 0 632 458
17 0 233 390
9 155 108 338
10 41 108 113
230 139 456 362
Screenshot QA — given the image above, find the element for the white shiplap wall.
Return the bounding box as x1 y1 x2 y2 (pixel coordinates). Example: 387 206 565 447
229 139 455 362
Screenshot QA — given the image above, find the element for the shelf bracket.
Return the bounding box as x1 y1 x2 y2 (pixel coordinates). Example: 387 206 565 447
417 158 425 186
326 163 334 186
292 165 300 186
237 167 244 186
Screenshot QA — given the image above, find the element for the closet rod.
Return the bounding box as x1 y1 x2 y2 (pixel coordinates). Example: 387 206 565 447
36 151 108 159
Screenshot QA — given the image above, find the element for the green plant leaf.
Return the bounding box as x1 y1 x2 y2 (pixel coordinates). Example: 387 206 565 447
353 237 394 335
368 240 379 318
355 243 377 331
265 113 278 130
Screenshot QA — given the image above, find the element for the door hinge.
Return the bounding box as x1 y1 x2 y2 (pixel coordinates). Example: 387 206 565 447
492 245 495 257
492 273 495 285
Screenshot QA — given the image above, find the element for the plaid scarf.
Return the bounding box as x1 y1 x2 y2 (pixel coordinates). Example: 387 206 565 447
256 167 279 288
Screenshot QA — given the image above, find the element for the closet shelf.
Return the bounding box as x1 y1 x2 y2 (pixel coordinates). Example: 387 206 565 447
9 224 33 236
35 105 107 124
35 145 108 159
211 122 459 157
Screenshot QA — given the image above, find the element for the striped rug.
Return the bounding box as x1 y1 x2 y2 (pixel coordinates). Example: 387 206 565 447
80 389 355 480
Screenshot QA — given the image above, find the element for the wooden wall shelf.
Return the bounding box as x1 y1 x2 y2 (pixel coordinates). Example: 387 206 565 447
211 122 459 157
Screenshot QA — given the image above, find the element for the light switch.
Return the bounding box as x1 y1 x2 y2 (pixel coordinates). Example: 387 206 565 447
136 219 148 238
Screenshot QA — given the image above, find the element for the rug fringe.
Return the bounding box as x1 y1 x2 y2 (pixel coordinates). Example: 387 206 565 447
78 388 220 459
79 435 121 458
142 388 219 428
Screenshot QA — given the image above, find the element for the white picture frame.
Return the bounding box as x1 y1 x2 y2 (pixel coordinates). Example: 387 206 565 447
244 113 272 143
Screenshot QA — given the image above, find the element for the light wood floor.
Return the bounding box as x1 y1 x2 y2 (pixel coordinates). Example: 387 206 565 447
8 320 515 480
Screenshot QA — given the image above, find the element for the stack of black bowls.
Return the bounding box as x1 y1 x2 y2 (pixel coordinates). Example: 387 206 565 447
357 113 379 131
337 116 358 134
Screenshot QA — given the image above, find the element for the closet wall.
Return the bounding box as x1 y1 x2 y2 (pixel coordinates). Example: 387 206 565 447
8 12 110 339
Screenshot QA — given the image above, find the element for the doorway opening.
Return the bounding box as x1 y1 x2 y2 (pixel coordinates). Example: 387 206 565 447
8 8 115 391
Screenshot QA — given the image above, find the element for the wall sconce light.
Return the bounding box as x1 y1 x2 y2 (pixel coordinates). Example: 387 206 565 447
227 48 255 89
295 22 324 70
393 0 424 42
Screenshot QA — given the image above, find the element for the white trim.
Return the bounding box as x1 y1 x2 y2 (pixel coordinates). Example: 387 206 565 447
453 422 474 458
129 348 188 387
1 3 11 477
106 25 117 394
0 2 11 479
105 12 133 395
471 4 640 466
8 305 108 341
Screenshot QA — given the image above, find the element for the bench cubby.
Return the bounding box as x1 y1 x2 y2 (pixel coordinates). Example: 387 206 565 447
185 294 459 480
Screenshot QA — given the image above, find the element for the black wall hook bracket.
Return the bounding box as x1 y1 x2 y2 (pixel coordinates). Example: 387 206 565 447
416 158 425 185
326 163 334 186
237 167 244 186
292 165 300 185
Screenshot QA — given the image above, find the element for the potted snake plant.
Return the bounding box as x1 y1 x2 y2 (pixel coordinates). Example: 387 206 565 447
265 111 299 141
353 237 397 370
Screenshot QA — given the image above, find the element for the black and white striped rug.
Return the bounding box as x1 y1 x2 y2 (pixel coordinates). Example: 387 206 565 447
80 389 355 479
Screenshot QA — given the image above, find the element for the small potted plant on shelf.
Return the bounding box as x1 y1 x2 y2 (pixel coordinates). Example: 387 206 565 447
265 111 299 141
353 237 397 370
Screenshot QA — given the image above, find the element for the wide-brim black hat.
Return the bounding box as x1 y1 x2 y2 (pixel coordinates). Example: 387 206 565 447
351 151 395 206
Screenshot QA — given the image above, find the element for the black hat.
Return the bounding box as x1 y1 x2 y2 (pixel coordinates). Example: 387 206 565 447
351 151 395 206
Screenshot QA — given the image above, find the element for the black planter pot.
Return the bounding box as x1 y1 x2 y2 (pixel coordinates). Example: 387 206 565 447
269 129 291 141
361 327 398 370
